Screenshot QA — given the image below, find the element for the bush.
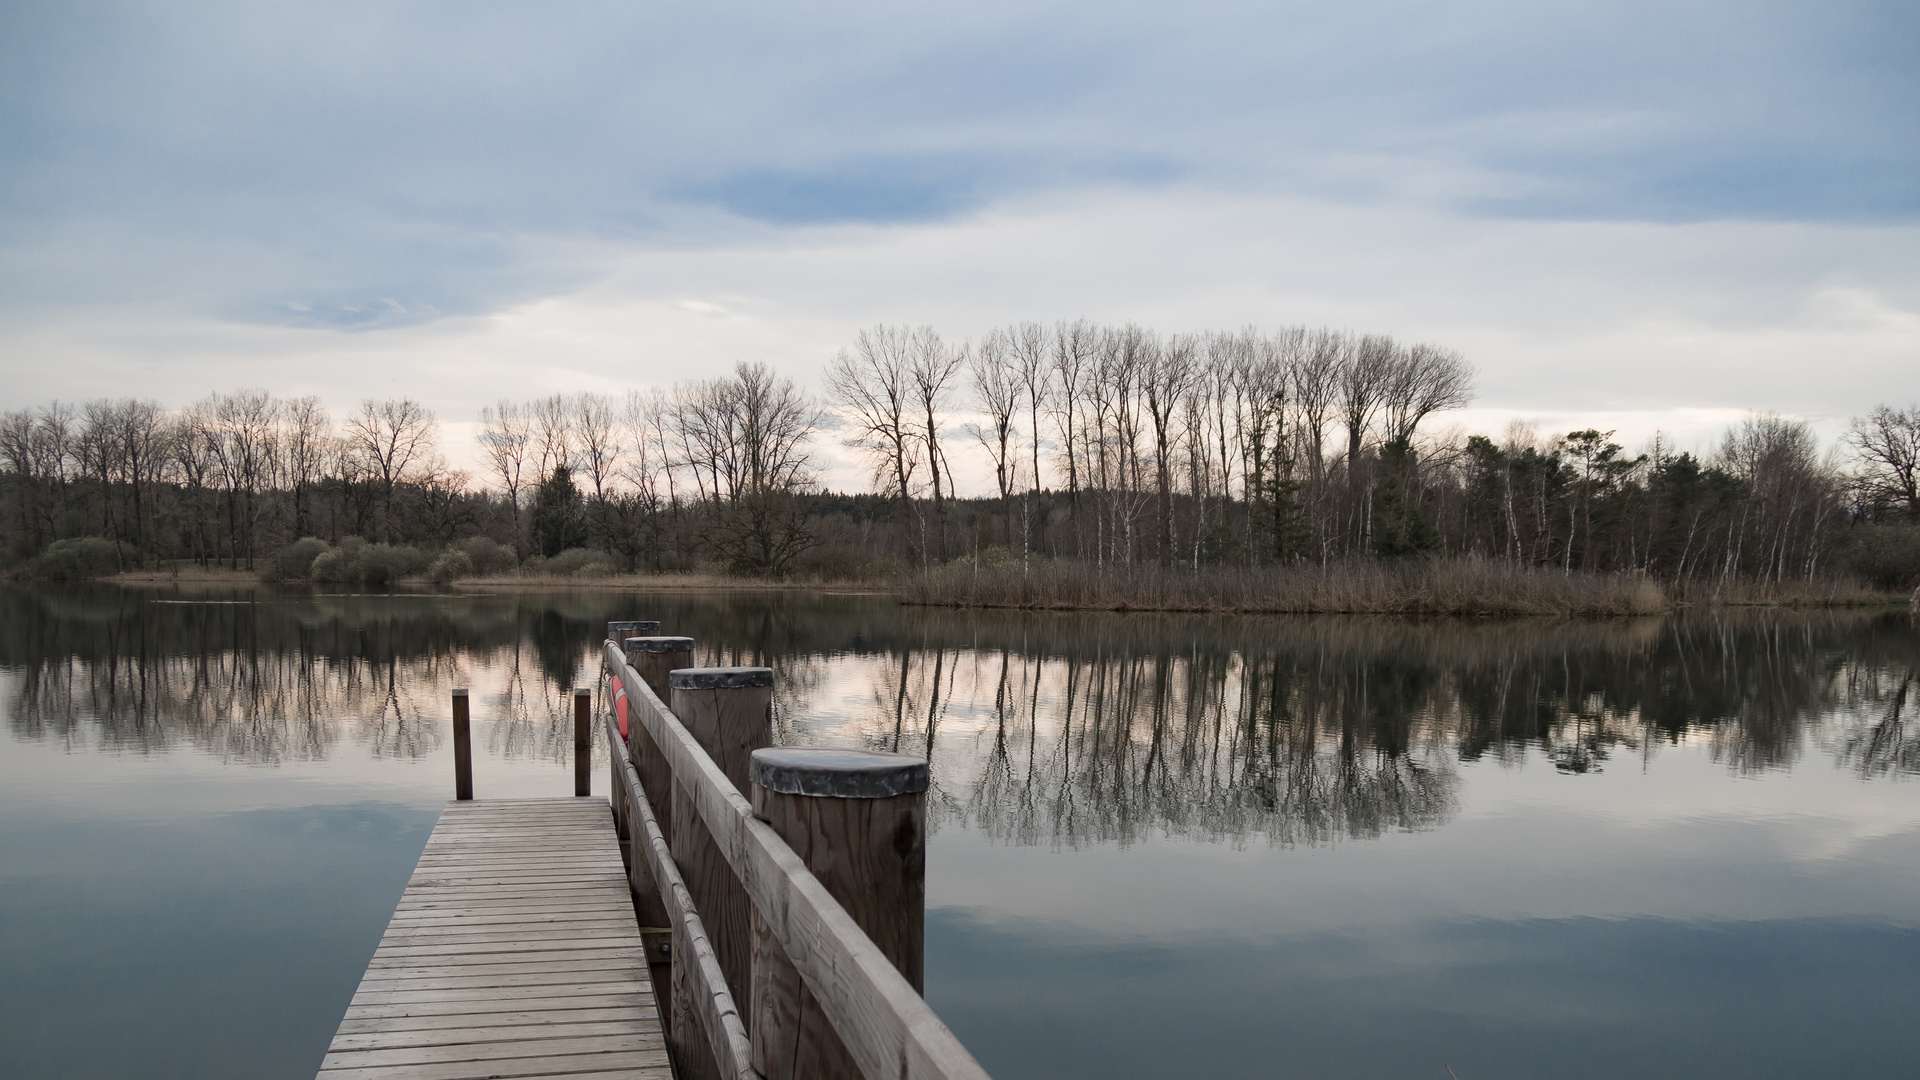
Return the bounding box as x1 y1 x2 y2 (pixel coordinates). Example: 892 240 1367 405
310 541 432 585
428 549 474 584
265 537 331 581
524 547 618 578
27 537 136 580
454 536 518 576
1839 523 1920 591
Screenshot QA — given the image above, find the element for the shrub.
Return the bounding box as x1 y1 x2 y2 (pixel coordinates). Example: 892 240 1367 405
27 537 136 580
535 547 619 577
1839 523 1920 591
266 537 331 581
454 536 518 576
428 549 474 584
310 541 431 585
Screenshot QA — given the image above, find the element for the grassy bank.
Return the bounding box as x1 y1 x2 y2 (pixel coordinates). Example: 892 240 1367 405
97 556 1906 615
894 558 1902 616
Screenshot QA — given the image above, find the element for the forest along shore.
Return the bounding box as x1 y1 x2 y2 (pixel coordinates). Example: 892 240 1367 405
100 557 1906 616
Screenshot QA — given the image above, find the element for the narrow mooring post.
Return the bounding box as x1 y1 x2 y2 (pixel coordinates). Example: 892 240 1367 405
573 687 591 797
669 666 774 1052
747 747 929 1079
451 688 473 801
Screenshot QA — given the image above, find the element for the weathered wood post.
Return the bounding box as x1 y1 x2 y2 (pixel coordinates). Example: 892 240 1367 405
626 635 693 700
451 688 473 801
607 619 661 641
605 622 658 840
573 687 591 797
668 666 774 1068
624 636 695 842
747 747 928 1080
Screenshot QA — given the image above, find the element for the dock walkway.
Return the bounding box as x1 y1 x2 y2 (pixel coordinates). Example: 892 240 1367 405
316 798 670 1080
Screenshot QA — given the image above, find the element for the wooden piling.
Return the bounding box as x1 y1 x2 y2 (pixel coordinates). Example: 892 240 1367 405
451 688 472 801
608 619 662 641
748 747 929 1080
626 635 694 700
625 636 695 845
574 687 592 797
669 667 774 1048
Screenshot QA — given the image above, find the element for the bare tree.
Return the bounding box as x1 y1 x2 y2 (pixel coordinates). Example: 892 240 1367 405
280 396 331 538
1050 320 1096 534
1295 328 1342 482
968 328 1021 546
826 325 922 563
910 326 965 564
573 392 622 549
477 400 532 549
1339 333 1394 468
670 362 822 575
530 394 573 481
1846 404 1920 518
1381 342 1476 449
343 398 436 543
1143 333 1193 566
1008 321 1051 559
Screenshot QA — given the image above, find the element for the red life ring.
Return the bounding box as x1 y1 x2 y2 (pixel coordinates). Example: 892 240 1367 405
613 682 629 740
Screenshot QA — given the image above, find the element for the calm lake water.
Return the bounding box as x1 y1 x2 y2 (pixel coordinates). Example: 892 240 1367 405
3 585 1917 1080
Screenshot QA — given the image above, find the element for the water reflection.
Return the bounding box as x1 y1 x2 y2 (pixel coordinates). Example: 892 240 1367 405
3 586 1913 848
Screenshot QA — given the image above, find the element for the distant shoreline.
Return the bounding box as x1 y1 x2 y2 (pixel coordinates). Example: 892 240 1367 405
87 562 1911 616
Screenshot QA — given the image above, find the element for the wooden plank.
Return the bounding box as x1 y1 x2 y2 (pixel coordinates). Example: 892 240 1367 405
335 1007 651 1035
319 1051 671 1080
613 648 992 1080
344 992 650 1016
329 1020 661 1053
316 799 664 1080
321 1032 659 1068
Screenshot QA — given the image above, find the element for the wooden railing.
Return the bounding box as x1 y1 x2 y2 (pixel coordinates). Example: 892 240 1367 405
600 635 992 1080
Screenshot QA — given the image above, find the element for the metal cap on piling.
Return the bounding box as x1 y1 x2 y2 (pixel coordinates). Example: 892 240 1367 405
749 747 929 798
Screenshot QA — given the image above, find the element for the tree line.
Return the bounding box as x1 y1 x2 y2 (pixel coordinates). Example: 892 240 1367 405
825 322 1917 587
1 322 1915 586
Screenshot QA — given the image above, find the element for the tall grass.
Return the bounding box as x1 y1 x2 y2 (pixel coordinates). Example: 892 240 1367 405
900 558 1669 616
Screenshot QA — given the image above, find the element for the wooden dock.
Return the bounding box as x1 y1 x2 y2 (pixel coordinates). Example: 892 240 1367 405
316 798 670 1080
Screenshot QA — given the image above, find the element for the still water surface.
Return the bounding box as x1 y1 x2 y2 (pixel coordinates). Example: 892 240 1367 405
2 585 1917 1079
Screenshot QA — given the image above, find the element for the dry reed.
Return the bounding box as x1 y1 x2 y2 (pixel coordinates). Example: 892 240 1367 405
899 558 1670 616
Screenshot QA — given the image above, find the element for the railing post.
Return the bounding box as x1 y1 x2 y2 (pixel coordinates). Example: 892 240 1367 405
573 687 591 797
669 667 773 1043
451 688 473 801
748 747 929 1079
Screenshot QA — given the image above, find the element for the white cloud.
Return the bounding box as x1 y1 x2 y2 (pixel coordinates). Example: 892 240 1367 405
3 187 1912 495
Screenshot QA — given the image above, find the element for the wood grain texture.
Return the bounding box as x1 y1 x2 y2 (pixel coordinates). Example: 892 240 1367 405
315 798 669 1079
608 644 991 1080
607 714 755 1080
751 783 927 1079
669 679 771 1020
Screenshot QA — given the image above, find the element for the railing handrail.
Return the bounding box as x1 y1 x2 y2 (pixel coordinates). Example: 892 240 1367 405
603 709 754 1079
604 640 991 1080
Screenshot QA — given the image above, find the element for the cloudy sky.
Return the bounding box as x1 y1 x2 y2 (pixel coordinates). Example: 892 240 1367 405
2 0 1915 487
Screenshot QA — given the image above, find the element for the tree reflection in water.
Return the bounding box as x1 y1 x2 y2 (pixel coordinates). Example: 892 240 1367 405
3 586 1912 847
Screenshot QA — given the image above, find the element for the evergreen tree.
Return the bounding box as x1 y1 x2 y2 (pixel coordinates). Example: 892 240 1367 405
530 465 586 557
